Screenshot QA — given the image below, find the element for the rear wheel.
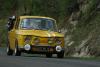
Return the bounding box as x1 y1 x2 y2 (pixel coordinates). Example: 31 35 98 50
14 40 21 56
46 53 52 58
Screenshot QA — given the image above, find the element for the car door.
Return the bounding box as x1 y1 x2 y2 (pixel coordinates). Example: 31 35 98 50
8 18 19 50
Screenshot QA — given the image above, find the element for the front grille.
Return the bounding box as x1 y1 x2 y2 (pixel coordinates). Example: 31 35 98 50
31 45 55 52
24 36 64 46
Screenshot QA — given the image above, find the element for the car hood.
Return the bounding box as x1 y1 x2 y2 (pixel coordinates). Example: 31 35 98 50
16 30 64 37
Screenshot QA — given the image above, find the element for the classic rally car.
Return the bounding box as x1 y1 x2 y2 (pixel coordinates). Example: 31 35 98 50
7 16 65 58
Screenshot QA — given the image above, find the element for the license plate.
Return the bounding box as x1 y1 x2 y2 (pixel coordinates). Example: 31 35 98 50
42 48 47 51
39 47 48 51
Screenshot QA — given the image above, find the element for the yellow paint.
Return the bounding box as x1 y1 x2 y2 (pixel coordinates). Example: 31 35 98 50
8 16 64 51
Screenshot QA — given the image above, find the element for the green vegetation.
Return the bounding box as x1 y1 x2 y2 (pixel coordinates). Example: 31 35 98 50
0 0 100 57
65 56 100 61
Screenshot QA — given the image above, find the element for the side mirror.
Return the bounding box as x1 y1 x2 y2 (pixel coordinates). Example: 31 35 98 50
9 16 16 21
58 30 61 33
12 16 16 20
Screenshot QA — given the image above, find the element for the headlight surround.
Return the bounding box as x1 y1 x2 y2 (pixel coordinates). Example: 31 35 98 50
56 40 62 45
24 36 31 44
56 46 62 52
48 38 54 44
55 38 62 45
48 40 53 44
24 44 31 51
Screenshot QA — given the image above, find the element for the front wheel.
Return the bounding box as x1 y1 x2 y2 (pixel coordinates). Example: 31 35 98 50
7 45 13 56
14 41 21 56
57 52 64 58
46 53 52 58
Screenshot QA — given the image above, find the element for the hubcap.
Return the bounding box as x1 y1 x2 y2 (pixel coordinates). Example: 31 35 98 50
7 47 9 52
14 48 17 54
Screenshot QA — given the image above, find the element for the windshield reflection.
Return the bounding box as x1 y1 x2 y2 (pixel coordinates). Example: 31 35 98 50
20 18 57 31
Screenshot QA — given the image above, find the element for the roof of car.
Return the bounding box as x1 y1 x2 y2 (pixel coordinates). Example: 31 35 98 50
19 16 55 20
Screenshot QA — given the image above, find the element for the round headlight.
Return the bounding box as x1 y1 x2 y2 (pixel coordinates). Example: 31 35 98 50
56 40 62 45
48 38 54 44
48 40 53 44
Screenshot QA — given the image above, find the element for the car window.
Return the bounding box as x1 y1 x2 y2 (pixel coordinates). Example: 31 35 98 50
20 18 57 31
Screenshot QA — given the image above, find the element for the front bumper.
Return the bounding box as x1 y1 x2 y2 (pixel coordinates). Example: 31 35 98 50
20 45 64 54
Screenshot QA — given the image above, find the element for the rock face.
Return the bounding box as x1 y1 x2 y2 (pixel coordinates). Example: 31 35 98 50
62 0 100 57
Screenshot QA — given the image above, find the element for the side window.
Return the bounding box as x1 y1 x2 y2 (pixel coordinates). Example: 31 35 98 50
15 18 20 29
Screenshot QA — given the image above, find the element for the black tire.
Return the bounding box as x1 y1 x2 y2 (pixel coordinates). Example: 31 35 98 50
14 40 21 56
46 53 52 58
57 52 64 58
7 44 13 56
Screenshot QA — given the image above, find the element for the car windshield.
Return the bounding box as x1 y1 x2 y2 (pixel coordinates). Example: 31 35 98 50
20 18 57 31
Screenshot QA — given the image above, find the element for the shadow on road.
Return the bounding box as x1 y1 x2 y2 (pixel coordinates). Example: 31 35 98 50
22 54 57 59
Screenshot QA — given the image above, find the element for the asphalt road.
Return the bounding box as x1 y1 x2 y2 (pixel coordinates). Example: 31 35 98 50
0 47 100 67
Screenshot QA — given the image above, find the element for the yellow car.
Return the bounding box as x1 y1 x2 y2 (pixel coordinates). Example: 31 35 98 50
7 16 65 58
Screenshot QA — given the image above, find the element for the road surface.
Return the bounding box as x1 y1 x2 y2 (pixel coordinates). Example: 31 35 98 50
0 47 100 67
